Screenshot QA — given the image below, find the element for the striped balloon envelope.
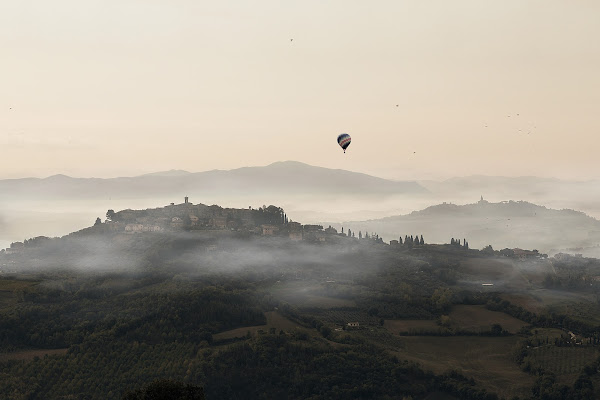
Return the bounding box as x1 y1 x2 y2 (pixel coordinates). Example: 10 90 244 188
337 133 351 153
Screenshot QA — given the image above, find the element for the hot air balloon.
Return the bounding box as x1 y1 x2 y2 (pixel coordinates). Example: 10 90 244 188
337 133 351 153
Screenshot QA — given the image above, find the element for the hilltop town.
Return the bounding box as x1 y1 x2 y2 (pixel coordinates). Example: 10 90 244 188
103 196 337 242
0 197 368 260
2 197 555 264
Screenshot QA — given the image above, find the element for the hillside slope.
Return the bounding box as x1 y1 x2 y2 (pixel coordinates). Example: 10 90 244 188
331 200 600 254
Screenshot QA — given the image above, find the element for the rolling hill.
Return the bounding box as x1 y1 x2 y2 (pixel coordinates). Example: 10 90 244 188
330 199 600 255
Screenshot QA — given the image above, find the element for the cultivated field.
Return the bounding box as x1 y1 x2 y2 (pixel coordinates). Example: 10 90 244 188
383 305 528 334
449 305 528 333
384 319 440 334
393 336 534 399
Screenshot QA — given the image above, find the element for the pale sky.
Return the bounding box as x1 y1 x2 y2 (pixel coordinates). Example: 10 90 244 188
2 1 599 180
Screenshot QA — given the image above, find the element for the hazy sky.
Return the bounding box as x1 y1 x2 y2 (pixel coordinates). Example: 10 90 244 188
2 1 599 180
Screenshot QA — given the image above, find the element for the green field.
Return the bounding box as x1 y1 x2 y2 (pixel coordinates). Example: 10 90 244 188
383 305 528 334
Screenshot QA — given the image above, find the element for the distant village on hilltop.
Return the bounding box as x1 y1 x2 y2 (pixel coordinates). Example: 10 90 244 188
103 196 349 242
1 197 376 255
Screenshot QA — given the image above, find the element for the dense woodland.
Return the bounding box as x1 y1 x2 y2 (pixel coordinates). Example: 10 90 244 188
2 225 600 399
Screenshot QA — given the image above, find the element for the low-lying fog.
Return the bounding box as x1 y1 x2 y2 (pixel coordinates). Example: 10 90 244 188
3 232 384 279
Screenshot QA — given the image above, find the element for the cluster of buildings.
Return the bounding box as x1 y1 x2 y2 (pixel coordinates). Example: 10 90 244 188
0 198 389 258
106 198 354 243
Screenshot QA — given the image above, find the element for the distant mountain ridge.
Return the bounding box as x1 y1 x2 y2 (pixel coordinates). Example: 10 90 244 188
0 161 427 200
140 170 192 177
